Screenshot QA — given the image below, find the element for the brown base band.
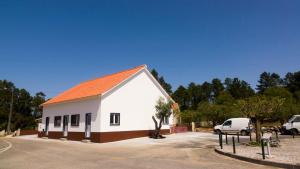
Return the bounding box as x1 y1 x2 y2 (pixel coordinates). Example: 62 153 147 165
38 129 170 143
20 130 38 136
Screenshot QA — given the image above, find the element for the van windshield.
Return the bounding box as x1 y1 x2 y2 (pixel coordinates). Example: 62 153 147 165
288 116 295 123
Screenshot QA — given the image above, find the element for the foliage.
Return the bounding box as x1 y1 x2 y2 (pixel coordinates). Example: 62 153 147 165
0 80 46 131
180 110 199 124
211 78 224 98
224 78 255 99
154 97 173 120
237 95 284 142
263 87 297 123
172 85 189 110
32 92 46 118
237 95 284 121
172 77 252 124
197 92 242 126
257 72 283 93
285 71 300 92
151 69 172 95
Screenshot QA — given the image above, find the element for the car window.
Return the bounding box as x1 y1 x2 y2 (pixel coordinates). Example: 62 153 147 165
223 120 232 126
293 117 300 122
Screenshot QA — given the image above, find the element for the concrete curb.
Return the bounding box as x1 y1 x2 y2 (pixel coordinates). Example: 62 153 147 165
214 148 300 169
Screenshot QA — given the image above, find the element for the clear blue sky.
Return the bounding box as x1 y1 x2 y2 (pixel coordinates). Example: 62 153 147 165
1 0 300 98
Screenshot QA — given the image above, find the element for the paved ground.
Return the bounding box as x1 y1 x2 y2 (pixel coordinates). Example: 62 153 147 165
0 132 277 169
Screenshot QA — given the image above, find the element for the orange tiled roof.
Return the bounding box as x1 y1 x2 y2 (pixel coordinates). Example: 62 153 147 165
43 65 146 106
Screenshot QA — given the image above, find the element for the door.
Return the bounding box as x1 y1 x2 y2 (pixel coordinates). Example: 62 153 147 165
85 113 91 138
45 117 49 136
63 115 69 137
222 120 232 133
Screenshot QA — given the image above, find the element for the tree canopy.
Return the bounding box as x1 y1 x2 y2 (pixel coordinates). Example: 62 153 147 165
257 72 283 93
172 69 300 126
151 69 172 95
0 80 46 131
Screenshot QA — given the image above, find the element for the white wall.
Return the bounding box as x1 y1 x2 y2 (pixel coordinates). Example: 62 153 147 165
41 97 101 132
100 69 173 132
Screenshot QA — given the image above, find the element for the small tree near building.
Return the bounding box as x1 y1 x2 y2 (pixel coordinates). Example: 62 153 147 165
151 97 173 139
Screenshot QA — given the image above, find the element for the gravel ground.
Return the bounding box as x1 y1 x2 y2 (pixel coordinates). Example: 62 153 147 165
219 136 300 165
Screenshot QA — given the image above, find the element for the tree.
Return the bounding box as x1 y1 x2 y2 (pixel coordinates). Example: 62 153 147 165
198 101 222 126
158 77 172 95
180 110 199 124
0 80 47 131
224 78 255 99
257 72 283 93
32 92 46 118
151 97 173 139
200 82 212 102
211 78 224 98
285 71 300 102
151 69 172 95
151 69 159 80
198 91 240 126
0 80 15 130
237 95 284 142
172 86 189 110
187 82 202 110
263 87 297 123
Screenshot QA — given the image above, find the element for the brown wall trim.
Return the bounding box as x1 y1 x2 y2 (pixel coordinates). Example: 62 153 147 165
99 129 170 143
67 132 85 141
20 129 38 136
48 131 64 139
38 129 170 143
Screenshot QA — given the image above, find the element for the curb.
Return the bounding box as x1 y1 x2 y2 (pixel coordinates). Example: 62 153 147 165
214 148 300 169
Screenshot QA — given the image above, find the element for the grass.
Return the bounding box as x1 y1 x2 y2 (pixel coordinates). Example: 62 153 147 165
246 141 266 147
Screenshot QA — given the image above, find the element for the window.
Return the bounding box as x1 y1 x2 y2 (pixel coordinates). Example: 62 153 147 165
163 116 169 125
223 120 232 126
71 114 80 126
293 117 300 122
110 113 120 126
54 116 61 127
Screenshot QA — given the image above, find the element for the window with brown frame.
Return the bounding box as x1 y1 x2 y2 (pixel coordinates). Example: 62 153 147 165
71 114 80 126
54 116 61 127
110 113 120 126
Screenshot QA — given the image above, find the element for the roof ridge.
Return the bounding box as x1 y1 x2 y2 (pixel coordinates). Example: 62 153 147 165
81 64 146 84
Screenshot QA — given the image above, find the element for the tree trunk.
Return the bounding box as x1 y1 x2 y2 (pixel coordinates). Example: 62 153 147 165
255 119 262 143
151 116 165 139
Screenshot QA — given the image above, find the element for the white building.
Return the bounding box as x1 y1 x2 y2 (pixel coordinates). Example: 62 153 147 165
39 65 175 143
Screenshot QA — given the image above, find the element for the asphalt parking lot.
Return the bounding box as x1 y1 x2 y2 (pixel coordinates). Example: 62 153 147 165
0 132 276 169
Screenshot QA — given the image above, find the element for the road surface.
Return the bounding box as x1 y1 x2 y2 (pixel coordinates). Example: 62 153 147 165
0 133 277 169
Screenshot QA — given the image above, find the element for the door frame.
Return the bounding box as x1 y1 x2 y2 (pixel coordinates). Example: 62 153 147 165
63 115 69 137
45 117 49 136
85 113 92 138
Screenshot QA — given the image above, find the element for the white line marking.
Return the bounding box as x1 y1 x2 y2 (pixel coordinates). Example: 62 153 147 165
0 140 12 154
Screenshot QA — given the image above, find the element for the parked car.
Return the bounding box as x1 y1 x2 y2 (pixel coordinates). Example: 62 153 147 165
214 118 251 136
281 115 300 135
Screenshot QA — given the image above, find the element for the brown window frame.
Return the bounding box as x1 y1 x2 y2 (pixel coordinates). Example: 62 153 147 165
110 113 120 126
71 114 80 127
54 116 62 127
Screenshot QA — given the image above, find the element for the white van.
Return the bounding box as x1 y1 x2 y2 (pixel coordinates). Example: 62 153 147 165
282 115 300 135
214 118 251 136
